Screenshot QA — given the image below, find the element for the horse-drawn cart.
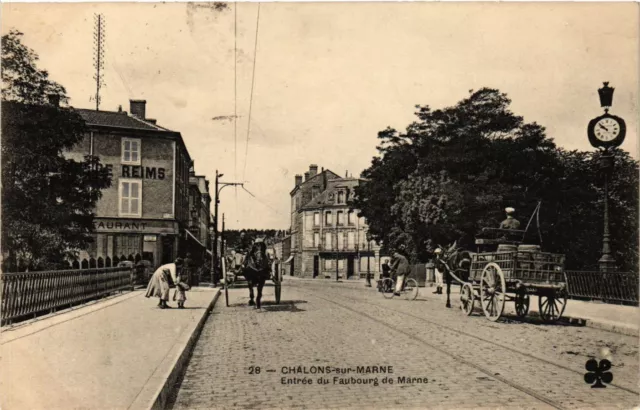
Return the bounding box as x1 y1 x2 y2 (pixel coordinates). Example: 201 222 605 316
456 224 568 322
222 249 282 308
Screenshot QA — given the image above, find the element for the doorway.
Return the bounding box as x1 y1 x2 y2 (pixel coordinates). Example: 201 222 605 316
313 256 319 278
347 255 355 278
161 236 174 265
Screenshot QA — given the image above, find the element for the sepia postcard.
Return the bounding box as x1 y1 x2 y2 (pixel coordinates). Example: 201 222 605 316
0 2 639 409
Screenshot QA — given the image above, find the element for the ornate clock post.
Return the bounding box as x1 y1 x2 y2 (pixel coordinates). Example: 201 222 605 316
587 82 626 273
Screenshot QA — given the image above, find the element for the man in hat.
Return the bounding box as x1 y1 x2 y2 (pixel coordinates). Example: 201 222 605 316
390 245 411 296
433 248 445 294
500 207 521 230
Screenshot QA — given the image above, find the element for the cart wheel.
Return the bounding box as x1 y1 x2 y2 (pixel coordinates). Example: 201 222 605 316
480 263 506 322
460 283 475 316
403 278 419 301
515 290 530 318
382 278 395 299
538 293 567 323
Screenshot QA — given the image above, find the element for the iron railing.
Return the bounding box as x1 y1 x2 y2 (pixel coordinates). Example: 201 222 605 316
1 266 134 325
565 271 638 304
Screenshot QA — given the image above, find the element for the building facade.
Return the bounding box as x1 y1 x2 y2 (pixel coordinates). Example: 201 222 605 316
186 169 212 266
66 99 208 269
289 165 382 279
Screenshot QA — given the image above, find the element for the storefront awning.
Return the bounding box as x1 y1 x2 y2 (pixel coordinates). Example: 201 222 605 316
185 229 205 248
206 249 212 256
284 255 294 264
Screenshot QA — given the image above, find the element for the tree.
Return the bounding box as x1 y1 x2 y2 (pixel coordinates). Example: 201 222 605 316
354 88 638 271
1 30 111 271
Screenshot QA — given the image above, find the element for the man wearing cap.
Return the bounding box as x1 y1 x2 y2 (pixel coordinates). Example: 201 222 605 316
433 248 445 294
500 207 521 230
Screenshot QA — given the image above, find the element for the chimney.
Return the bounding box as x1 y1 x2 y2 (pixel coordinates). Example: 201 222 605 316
146 118 157 125
309 164 318 178
47 94 60 107
118 105 123 113
304 172 310 181
129 99 147 119
295 175 303 186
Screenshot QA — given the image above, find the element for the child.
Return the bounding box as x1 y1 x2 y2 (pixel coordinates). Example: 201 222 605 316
173 272 191 309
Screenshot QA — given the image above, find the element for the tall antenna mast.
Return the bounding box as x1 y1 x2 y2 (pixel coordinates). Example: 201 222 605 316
93 14 106 111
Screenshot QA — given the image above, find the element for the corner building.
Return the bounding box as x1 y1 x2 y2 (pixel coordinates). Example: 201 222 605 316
68 100 195 268
289 165 382 279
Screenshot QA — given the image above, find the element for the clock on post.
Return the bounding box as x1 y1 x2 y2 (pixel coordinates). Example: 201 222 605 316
587 82 626 149
589 82 623 273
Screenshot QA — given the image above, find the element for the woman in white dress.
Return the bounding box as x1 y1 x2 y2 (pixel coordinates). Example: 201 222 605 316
145 258 183 309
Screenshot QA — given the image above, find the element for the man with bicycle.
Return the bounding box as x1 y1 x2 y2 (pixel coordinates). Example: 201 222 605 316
390 245 411 297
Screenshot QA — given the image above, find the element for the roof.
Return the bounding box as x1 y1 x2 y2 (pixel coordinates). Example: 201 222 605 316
289 169 341 195
75 108 173 132
300 177 362 210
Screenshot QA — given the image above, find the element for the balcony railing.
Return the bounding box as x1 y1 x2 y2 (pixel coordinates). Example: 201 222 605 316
1 266 134 326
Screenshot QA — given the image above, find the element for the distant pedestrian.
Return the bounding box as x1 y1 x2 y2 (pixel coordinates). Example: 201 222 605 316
183 253 193 286
433 248 445 294
145 258 183 309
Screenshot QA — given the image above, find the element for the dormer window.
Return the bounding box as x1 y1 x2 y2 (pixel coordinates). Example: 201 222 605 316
337 191 345 204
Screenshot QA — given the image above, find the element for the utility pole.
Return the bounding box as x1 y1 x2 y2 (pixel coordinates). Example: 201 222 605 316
221 213 226 262
93 14 105 111
335 227 339 282
211 169 243 287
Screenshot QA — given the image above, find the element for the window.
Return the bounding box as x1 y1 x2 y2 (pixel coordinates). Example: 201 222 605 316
314 212 320 226
325 211 332 225
337 232 344 250
337 191 345 204
348 211 355 225
325 232 332 249
119 179 142 216
337 211 344 225
324 259 333 269
347 232 355 249
313 232 320 247
338 259 344 270
312 187 320 198
122 138 141 165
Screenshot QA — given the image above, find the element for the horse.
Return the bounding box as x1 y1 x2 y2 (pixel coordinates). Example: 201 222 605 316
437 242 473 308
242 242 271 309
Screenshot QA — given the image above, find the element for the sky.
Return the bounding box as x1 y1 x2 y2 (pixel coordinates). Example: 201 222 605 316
3 2 639 230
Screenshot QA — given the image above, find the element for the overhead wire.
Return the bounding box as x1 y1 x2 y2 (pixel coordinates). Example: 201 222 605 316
241 186 281 216
241 2 261 182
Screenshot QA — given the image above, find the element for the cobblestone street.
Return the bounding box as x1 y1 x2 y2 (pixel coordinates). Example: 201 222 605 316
170 281 639 410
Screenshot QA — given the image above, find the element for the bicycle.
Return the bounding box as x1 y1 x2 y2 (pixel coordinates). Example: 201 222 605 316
379 275 419 300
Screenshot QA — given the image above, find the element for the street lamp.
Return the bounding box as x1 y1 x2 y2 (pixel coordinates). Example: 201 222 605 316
586 83 627 272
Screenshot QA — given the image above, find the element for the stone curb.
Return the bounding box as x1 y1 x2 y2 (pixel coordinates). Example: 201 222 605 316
284 277 639 337
130 288 221 410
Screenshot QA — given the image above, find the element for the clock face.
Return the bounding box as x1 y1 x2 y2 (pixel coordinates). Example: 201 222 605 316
593 117 621 142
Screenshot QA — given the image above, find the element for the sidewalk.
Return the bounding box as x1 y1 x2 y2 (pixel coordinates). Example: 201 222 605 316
0 287 220 410
283 276 639 336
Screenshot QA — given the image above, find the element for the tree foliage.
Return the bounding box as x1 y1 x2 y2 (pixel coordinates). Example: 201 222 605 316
353 88 638 272
1 30 112 271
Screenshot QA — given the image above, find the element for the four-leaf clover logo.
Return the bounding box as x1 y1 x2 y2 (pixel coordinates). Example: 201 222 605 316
584 359 613 388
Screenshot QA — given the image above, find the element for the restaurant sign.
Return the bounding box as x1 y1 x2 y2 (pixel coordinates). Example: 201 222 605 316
93 218 178 234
